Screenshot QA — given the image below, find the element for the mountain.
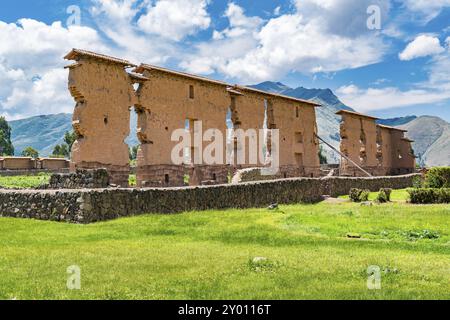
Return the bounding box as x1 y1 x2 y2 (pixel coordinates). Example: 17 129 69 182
399 116 450 167
10 113 73 157
254 81 292 93
251 82 355 163
377 116 417 127
9 112 140 157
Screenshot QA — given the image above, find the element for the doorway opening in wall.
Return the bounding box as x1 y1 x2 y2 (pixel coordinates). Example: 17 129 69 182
295 153 304 167
262 99 270 164
185 118 201 164
226 106 234 165
126 106 140 187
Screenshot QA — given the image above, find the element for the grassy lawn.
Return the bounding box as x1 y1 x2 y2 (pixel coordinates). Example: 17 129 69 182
339 189 410 202
0 173 50 189
0 197 449 300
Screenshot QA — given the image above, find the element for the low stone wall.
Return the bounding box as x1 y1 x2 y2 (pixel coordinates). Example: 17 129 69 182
0 168 70 177
320 174 419 197
45 169 110 189
0 174 420 224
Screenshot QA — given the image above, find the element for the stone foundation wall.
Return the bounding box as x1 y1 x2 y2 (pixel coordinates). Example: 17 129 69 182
0 174 420 224
189 165 229 186
71 162 129 187
234 166 321 183
137 165 186 187
45 169 110 189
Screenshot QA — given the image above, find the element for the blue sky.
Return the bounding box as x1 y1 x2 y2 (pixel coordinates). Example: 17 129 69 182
0 0 449 121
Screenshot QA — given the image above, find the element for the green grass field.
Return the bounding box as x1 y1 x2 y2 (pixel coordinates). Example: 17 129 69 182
339 189 410 202
0 173 50 189
0 189 449 300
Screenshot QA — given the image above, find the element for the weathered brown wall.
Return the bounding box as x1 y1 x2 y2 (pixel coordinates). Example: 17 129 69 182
339 112 379 176
270 98 320 177
0 157 35 170
339 111 415 176
64 50 322 187
230 92 266 168
376 125 393 175
67 58 137 186
135 68 231 187
38 158 70 170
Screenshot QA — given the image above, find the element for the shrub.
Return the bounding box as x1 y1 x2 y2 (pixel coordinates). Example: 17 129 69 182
349 188 370 202
412 175 424 188
424 167 450 188
376 188 392 203
407 188 450 204
359 190 370 202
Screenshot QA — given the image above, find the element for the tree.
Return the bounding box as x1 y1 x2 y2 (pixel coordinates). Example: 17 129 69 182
52 131 76 158
52 143 70 158
0 116 14 156
64 131 77 152
129 145 139 161
319 146 328 165
21 147 39 159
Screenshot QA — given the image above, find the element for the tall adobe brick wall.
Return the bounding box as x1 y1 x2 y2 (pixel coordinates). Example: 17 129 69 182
133 65 231 187
267 97 320 178
65 50 138 187
64 49 322 188
337 110 416 176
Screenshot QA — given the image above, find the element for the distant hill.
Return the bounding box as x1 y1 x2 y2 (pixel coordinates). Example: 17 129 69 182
9 112 139 157
377 116 417 127
399 116 450 167
10 113 73 157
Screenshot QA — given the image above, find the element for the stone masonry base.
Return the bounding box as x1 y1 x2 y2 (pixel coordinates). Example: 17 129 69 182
0 174 420 224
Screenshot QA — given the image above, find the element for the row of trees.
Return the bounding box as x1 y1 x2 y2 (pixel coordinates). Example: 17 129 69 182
1 116 76 159
0 117 14 156
21 131 76 159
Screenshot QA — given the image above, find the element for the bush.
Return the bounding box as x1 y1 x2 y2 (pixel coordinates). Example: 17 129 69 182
407 188 450 204
376 188 392 203
424 167 450 188
349 188 370 202
412 175 424 188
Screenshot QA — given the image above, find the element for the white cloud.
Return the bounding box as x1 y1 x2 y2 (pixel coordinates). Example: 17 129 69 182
338 43 450 112
2 68 72 120
213 2 264 39
137 0 211 41
90 0 176 64
402 0 450 23
399 35 445 60
274 6 281 16
337 85 450 112
181 0 389 82
0 19 107 119
180 3 263 76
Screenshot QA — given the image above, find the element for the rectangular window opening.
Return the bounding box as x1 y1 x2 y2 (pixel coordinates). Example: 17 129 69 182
295 132 303 143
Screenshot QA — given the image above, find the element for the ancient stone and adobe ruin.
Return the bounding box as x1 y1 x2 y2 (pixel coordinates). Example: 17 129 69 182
337 110 416 177
63 49 415 187
64 49 322 187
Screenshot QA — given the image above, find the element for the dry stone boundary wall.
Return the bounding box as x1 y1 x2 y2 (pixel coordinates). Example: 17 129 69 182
0 174 420 224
